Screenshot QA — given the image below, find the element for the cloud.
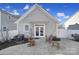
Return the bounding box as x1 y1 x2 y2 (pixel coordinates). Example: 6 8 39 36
64 16 69 19
11 10 19 15
23 4 29 10
46 8 50 11
57 13 65 17
56 12 69 22
2 8 5 11
6 6 10 9
57 12 69 19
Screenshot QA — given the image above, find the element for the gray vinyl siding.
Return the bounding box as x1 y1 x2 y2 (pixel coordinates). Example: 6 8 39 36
18 8 58 37
0 11 1 30
68 23 79 30
1 11 19 31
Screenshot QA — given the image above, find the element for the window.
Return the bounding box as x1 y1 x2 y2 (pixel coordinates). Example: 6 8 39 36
3 27 7 31
24 24 30 31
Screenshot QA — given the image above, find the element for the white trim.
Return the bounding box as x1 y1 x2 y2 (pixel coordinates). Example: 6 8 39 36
15 4 59 24
23 24 30 32
34 24 45 37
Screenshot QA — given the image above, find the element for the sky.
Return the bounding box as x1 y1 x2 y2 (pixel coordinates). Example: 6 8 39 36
0 3 79 24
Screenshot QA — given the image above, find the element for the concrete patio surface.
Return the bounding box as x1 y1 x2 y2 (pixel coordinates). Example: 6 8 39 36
0 38 79 55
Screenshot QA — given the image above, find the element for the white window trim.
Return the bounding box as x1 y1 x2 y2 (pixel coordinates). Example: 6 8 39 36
2 26 8 31
34 24 45 37
23 24 30 32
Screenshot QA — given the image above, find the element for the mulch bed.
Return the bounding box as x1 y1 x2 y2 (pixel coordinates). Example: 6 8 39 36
0 38 28 50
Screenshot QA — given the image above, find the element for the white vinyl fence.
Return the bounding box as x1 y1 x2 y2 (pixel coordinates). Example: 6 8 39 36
0 30 18 42
8 30 18 39
0 31 3 41
57 29 79 39
0 29 79 41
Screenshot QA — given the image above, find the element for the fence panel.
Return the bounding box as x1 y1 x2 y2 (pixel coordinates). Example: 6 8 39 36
57 29 79 39
8 30 18 39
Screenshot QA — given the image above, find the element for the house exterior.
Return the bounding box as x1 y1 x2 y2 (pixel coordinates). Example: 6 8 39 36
64 11 79 29
0 9 20 31
68 23 79 30
15 4 59 38
0 9 20 41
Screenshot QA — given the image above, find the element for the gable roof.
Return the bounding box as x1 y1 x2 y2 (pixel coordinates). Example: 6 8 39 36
15 4 59 24
64 10 79 28
0 9 21 18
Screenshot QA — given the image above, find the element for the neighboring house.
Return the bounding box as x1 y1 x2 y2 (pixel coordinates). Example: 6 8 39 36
0 9 20 31
15 4 59 38
0 9 21 41
64 11 79 29
68 23 79 30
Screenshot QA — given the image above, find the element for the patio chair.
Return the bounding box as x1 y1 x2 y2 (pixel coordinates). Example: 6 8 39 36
27 37 35 47
51 36 61 48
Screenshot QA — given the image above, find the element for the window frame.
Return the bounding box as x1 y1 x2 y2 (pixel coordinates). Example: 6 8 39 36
23 24 30 32
34 24 45 37
3 26 7 31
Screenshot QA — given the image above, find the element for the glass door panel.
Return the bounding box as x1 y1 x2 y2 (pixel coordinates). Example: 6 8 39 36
34 25 45 37
40 27 44 36
36 27 39 36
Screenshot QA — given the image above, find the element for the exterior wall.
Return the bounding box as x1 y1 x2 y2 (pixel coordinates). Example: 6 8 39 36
68 23 79 30
17 8 58 37
0 11 3 41
0 11 1 30
1 11 20 31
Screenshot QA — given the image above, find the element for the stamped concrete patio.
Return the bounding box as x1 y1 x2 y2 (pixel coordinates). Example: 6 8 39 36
0 38 79 55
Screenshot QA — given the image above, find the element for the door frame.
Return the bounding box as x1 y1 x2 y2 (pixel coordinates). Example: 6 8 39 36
34 24 45 38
